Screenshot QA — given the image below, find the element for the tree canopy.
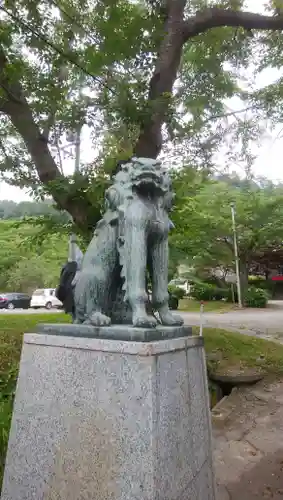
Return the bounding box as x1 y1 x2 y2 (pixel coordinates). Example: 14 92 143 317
172 170 283 286
0 220 68 293
1 1 283 233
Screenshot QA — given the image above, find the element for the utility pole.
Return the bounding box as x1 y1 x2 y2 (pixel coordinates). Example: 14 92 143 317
231 203 242 308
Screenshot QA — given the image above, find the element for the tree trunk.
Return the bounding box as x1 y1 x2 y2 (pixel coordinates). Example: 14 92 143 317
239 259 249 296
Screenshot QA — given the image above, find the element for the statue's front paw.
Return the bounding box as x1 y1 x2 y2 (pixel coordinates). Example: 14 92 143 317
84 312 111 327
159 311 184 327
133 313 158 328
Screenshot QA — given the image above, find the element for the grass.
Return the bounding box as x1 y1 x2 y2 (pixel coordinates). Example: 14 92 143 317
202 327 283 375
179 298 235 313
1 313 283 487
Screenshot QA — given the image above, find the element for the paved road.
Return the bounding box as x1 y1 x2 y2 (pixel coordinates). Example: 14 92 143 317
0 308 64 314
181 301 283 338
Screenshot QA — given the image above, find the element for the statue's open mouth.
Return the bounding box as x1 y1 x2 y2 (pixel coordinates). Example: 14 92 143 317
133 171 161 186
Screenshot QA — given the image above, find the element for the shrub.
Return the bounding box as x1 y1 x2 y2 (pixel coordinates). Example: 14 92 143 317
244 287 268 308
168 285 185 299
191 283 213 301
191 283 228 301
212 287 229 301
248 279 275 298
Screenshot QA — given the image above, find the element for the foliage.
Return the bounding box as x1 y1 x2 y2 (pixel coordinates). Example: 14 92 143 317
243 287 269 308
0 1 283 230
168 285 185 300
172 172 283 292
248 278 275 297
190 282 229 301
191 283 215 301
0 220 69 293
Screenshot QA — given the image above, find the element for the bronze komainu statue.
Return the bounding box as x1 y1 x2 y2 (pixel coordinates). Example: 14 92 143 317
74 157 184 328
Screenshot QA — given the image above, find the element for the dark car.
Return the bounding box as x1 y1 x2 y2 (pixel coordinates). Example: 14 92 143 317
0 293 31 310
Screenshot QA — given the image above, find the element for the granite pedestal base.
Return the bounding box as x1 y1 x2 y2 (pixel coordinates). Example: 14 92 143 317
1 326 215 500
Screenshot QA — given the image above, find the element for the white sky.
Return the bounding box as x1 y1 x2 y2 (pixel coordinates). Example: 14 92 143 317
1 0 283 201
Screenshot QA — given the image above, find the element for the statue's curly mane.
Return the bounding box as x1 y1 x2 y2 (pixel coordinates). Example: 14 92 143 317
102 157 173 224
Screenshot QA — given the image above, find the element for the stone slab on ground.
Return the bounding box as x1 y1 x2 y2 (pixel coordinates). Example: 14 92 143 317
1 329 215 500
213 379 283 499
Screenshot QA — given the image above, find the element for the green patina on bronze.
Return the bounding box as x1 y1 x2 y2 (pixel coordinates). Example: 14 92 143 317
74 157 184 328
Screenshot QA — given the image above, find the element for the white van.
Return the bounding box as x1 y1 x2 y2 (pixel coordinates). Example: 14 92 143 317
30 288 62 310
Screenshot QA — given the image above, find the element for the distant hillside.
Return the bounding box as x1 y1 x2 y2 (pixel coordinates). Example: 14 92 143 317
0 200 66 220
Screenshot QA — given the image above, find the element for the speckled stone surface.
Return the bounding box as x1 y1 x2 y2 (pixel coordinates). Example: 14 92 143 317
1 331 215 500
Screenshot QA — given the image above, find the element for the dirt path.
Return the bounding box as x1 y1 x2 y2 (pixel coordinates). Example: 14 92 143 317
213 379 283 499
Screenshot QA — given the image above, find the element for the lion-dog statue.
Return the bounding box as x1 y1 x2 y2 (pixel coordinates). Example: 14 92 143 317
74 157 184 328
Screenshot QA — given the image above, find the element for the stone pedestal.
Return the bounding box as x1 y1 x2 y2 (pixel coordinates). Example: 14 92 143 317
1 326 215 500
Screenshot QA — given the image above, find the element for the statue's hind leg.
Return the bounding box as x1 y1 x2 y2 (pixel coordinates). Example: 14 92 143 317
84 270 112 326
74 224 118 326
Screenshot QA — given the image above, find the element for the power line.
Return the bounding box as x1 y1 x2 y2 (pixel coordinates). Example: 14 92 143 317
0 4 117 95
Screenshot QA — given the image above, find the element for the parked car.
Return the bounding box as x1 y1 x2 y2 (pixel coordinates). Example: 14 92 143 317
0 292 31 310
30 288 62 310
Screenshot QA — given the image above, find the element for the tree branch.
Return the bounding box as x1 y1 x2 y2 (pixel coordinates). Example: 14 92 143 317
133 4 283 160
182 7 283 41
134 0 187 158
201 104 258 127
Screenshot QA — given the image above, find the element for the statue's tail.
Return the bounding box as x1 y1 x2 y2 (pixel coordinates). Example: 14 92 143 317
73 274 86 323
117 234 128 302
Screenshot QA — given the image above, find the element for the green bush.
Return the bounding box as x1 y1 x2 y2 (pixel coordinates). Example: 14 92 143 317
168 285 185 299
248 279 275 298
212 287 229 301
191 283 228 301
244 287 268 308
